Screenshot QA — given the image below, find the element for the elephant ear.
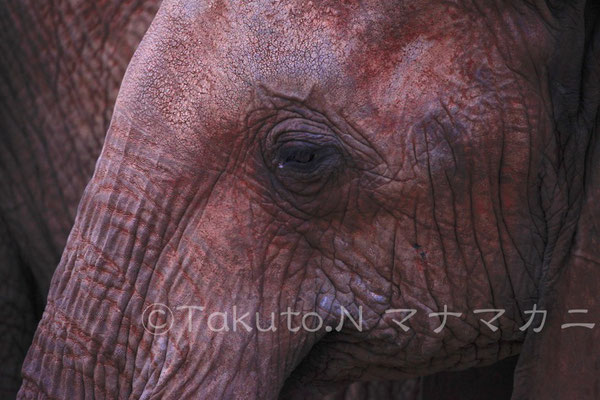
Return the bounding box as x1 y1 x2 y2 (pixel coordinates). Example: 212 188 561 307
513 2 600 399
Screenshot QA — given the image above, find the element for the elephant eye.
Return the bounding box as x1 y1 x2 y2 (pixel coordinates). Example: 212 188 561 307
262 118 346 194
278 144 316 169
284 149 315 164
275 141 339 174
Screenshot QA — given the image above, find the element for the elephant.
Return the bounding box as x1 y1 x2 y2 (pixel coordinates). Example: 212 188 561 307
0 0 159 396
0 0 518 398
5 0 600 398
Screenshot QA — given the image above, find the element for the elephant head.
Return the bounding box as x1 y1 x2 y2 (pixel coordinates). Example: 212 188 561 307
19 0 599 398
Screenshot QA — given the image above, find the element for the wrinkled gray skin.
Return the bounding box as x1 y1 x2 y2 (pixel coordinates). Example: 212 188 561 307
6 0 600 399
0 1 517 398
0 0 159 396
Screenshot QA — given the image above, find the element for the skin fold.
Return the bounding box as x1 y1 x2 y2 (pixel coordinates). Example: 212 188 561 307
3 0 599 399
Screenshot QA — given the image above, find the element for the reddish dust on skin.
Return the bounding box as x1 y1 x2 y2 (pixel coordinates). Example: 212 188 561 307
16 0 580 398
344 2 462 88
208 0 229 17
414 247 427 273
307 0 360 32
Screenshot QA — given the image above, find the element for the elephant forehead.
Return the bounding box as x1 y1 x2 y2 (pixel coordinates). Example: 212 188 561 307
120 0 550 162
125 2 418 108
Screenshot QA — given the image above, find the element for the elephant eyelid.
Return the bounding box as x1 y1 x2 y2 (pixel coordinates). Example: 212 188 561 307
271 137 342 174
260 117 347 193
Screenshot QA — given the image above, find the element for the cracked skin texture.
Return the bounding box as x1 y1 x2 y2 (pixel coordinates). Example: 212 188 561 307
16 0 600 399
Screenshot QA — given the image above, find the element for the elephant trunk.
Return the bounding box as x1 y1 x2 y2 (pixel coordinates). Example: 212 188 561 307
18 114 328 399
